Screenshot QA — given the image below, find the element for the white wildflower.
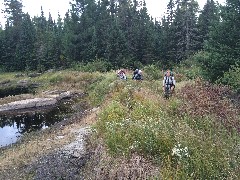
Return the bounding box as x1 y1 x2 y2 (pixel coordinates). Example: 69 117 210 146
172 143 190 159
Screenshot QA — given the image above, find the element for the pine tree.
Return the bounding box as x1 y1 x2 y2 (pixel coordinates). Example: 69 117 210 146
137 0 156 65
166 0 175 23
94 0 111 59
62 11 76 64
201 0 240 81
33 6 48 72
55 13 65 68
167 0 199 63
2 0 24 71
3 0 23 27
16 13 36 71
0 27 4 70
197 0 219 50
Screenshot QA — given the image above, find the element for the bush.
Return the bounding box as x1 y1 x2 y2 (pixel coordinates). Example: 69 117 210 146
92 76 240 179
177 79 239 132
88 73 116 106
144 64 163 81
175 53 204 81
48 73 64 84
95 82 176 158
0 66 7 73
218 64 240 93
197 48 240 82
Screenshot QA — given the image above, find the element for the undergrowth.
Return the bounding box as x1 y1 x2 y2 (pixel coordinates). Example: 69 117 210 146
91 74 240 179
1 69 239 179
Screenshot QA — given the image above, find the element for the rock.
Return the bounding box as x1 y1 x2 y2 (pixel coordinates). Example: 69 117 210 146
56 136 65 139
35 98 57 107
43 90 71 100
57 91 71 100
0 91 72 112
17 79 40 88
91 107 99 112
61 127 91 158
28 73 41 78
17 79 29 87
15 73 25 78
43 90 66 95
0 98 57 112
46 69 55 73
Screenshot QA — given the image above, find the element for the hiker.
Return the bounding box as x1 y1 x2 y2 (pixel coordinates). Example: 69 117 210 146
162 69 175 93
117 69 127 80
132 69 143 80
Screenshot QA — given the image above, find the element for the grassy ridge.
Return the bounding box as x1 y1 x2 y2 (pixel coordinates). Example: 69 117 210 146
88 71 240 179
0 69 239 179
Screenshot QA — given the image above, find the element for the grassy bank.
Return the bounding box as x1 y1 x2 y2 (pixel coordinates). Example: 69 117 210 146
0 70 104 178
84 71 240 179
0 69 239 179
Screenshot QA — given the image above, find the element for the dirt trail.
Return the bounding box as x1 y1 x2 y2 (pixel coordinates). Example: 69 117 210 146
22 127 91 180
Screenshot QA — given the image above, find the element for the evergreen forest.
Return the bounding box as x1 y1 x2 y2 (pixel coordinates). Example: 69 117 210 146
0 1 240 178
0 0 240 88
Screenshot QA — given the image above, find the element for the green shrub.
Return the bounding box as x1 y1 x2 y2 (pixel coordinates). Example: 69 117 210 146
49 74 64 84
93 73 240 179
0 66 7 73
88 73 116 106
217 64 240 92
144 64 163 81
175 54 203 81
197 49 240 82
95 83 176 158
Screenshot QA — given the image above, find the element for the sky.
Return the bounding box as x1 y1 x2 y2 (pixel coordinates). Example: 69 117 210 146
0 0 226 27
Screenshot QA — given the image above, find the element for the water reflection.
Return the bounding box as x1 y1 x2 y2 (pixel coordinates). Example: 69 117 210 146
0 123 20 147
0 100 74 147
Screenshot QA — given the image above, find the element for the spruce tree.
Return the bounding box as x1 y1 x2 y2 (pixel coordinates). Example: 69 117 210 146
2 0 24 71
202 0 240 81
167 0 199 63
16 13 36 71
197 0 219 50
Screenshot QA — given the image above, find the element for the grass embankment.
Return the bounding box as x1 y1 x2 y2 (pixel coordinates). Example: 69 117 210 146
83 71 240 179
0 70 103 104
0 70 108 178
0 70 239 179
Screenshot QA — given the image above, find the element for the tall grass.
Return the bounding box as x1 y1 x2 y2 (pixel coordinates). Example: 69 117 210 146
87 72 116 106
1 69 239 179
93 76 240 179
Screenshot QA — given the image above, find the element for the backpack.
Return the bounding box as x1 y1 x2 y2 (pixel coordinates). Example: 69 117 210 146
132 69 143 80
133 69 139 75
164 71 174 85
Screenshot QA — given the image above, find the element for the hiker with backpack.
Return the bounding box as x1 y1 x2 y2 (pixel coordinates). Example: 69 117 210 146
162 69 175 95
132 69 143 80
117 69 127 80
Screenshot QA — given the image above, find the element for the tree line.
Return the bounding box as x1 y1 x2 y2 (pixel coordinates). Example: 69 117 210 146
0 0 239 83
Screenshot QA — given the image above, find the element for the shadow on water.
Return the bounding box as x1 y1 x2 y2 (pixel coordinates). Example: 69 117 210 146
0 99 74 148
0 84 38 98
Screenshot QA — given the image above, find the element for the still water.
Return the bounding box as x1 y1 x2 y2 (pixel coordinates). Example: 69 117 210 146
0 100 74 147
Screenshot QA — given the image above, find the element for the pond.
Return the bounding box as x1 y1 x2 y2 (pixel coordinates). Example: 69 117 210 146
0 100 74 148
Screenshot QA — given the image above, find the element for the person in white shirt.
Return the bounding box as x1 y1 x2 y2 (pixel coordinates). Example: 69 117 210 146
162 69 175 93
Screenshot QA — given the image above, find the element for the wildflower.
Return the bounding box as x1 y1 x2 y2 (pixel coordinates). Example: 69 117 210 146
172 143 190 159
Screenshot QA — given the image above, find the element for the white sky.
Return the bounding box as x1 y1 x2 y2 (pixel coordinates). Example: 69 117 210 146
0 0 226 27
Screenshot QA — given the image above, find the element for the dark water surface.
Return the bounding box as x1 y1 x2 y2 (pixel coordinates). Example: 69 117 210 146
0 100 74 148
0 86 36 98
